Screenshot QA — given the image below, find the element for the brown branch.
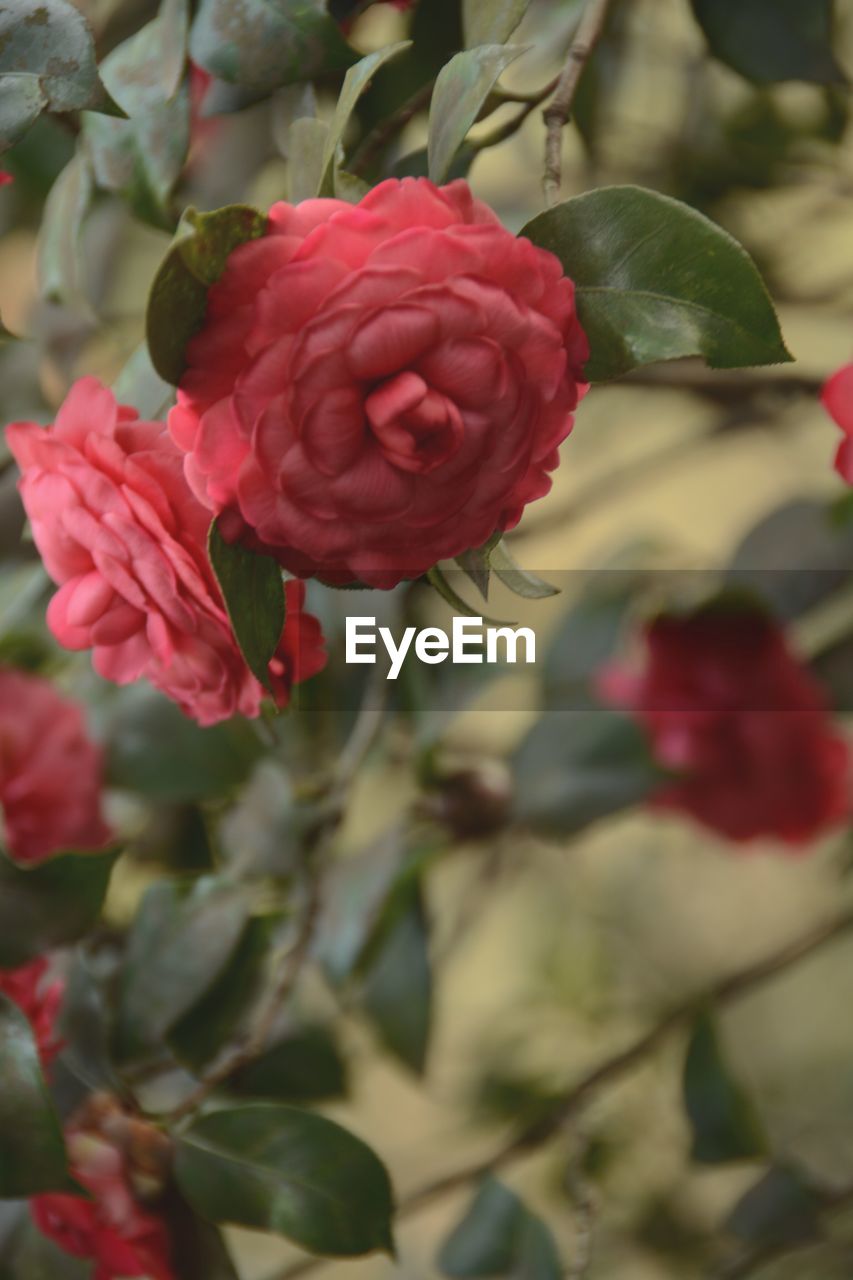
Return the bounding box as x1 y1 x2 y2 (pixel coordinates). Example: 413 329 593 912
270 905 853 1280
543 0 614 205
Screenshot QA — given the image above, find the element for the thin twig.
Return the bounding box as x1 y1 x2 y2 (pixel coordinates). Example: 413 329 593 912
543 0 614 205
270 905 853 1280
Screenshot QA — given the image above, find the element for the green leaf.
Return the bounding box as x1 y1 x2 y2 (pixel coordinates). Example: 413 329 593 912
115 877 252 1062
489 541 559 600
58 952 127 1095
174 1104 395 1256
208 519 285 692
0 0 111 114
146 203 267 384
521 185 792 381
233 1024 348 1102
287 117 331 204
463 0 530 47
429 45 525 184
318 41 411 195
683 1011 767 1165
426 566 514 626
543 582 635 703
158 0 191 100
513 711 661 835
725 1165 821 1251
691 0 845 86
0 848 117 969
106 687 265 801
82 15 191 229
189 0 356 95
164 1188 240 1280
112 343 175 420
0 72 46 153
4 1214 90 1278
361 885 432 1074
0 995 72 1197
37 152 93 309
438 1177 562 1280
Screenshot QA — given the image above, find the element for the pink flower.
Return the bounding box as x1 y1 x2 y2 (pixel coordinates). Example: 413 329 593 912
31 1101 174 1280
601 606 850 846
822 361 853 482
169 177 588 588
7 379 327 727
0 957 64 1067
0 667 111 865
0 172 13 187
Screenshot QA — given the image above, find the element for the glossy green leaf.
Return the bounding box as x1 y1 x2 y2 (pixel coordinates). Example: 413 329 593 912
463 0 530 47
164 1189 240 1280
0 0 110 113
174 1104 395 1256
362 886 432 1074
429 45 525 184
189 0 356 95
0 995 72 1197
318 42 411 194
0 848 117 969
233 1024 348 1102
146 203 267 384
684 1011 767 1164
208 519 285 692
37 152 93 308
513 711 661 835
106 687 265 801
115 877 252 1061
0 72 46 153
691 0 845 85
438 1177 561 1280
158 0 191 100
82 15 191 229
521 185 792 380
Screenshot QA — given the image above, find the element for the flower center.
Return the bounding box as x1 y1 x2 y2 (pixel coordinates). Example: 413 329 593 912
364 371 463 474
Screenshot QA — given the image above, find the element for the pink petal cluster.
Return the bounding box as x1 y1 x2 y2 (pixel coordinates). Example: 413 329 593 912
169 177 588 588
602 607 850 846
7 379 326 726
0 956 64 1067
822 362 853 482
0 666 111 865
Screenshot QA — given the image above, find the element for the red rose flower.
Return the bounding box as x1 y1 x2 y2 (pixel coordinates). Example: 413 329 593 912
169 177 588 588
0 666 111 865
822 361 853 483
32 1109 174 1280
7 379 326 726
0 957 64 1067
601 606 850 846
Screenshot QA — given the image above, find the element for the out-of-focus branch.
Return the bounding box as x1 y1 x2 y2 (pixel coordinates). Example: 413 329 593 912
543 0 614 204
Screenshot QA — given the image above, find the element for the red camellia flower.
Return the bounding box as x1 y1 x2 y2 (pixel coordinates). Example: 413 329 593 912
0 957 64 1066
0 666 111 865
601 606 850 846
169 177 588 588
31 1104 174 1280
7 379 327 726
821 361 853 483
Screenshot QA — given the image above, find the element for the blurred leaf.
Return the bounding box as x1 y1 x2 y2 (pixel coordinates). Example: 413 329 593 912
463 0 530 47
513 710 660 835
287 117 331 203
0 73 46 153
146 203 267 384
58 952 125 1095
168 914 278 1071
521 185 792 381
4 1214 89 1278
159 0 191 100
115 877 252 1061
489 542 559 600
189 0 356 95
683 1011 767 1165
106 687 265 802
208 519 285 692
233 1023 348 1102
37 151 93 308
691 0 845 85
318 41 410 194
361 884 432 1074
82 15 191 229
438 1177 561 1280
428 44 525 183
543 585 635 704
0 848 117 969
112 343 175 420
174 1104 395 1256
0 0 113 115
0 995 72 1197
164 1187 240 1280
725 1165 821 1250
